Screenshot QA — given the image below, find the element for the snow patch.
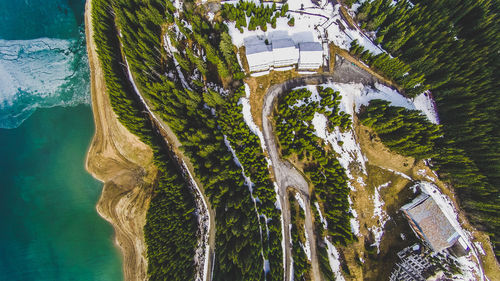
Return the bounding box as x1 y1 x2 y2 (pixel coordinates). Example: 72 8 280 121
383 167 413 181
370 181 391 253
413 91 440 124
325 239 346 281
417 168 436 182
240 96 266 151
350 207 360 236
314 202 327 229
264 259 270 274
311 111 366 179
474 242 485 256
251 70 270 77
294 192 306 212
302 226 312 261
181 160 211 281
357 177 366 186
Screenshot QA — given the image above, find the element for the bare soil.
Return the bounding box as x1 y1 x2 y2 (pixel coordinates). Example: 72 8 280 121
246 68 301 130
340 117 500 280
84 1 156 280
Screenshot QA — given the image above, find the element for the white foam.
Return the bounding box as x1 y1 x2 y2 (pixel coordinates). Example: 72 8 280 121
0 37 89 128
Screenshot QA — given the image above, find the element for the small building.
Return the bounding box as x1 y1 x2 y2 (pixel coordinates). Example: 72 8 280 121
401 193 468 254
272 38 299 68
298 42 323 70
245 42 273 73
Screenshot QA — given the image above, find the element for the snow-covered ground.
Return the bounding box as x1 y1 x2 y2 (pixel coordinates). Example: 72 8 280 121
382 167 413 181
306 81 439 178
417 168 436 182
325 239 346 281
297 82 438 247
288 83 483 277
314 200 349 279
369 181 391 253
348 196 360 236
413 91 440 124
218 0 491 277
223 125 272 276
326 82 438 123
314 202 327 228
224 0 440 123
240 83 267 151
293 193 311 260
294 192 306 211
225 0 384 56
182 160 211 281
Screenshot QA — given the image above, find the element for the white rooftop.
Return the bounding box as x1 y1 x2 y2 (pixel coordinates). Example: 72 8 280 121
272 38 299 67
299 42 323 52
244 36 323 72
298 42 323 70
245 41 273 72
246 42 271 55
272 38 296 49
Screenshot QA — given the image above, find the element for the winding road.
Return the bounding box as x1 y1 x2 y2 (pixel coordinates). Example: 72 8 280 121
261 57 378 281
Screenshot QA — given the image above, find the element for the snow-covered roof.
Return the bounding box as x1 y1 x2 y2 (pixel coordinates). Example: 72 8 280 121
246 42 271 55
298 42 323 69
272 38 299 67
402 193 461 253
272 38 296 49
299 42 323 52
245 41 273 72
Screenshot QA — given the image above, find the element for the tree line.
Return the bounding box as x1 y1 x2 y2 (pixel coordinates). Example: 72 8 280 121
288 192 311 281
311 201 337 281
217 86 284 280
221 1 293 33
349 40 426 97
354 0 500 257
107 0 288 279
91 0 199 279
359 99 443 160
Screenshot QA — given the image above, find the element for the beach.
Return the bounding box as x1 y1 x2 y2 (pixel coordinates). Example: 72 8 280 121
84 0 157 280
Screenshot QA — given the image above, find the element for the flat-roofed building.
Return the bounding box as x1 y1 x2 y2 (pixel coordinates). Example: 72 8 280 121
272 38 299 68
245 42 273 72
298 42 323 70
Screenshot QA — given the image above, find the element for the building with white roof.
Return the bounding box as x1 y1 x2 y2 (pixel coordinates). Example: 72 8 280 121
244 36 323 73
272 38 299 68
298 42 323 70
245 42 273 73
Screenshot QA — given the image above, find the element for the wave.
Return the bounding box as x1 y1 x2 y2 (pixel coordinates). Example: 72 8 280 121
0 28 90 129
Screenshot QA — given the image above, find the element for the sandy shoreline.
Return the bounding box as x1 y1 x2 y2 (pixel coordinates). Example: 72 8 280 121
84 1 156 280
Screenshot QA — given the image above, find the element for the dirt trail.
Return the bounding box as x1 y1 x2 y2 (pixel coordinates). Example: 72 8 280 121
262 59 379 281
84 1 155 280
122 30 216 281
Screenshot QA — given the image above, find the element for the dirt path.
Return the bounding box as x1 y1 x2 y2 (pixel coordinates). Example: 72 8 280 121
262 59 380 281
121 34 216 281
84 1 156 280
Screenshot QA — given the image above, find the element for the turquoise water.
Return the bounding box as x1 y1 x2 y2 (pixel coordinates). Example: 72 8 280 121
0 0 89 129
0 0 123 280
0 106 123 281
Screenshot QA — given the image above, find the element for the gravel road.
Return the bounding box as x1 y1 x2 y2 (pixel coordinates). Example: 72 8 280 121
262 56 379 281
